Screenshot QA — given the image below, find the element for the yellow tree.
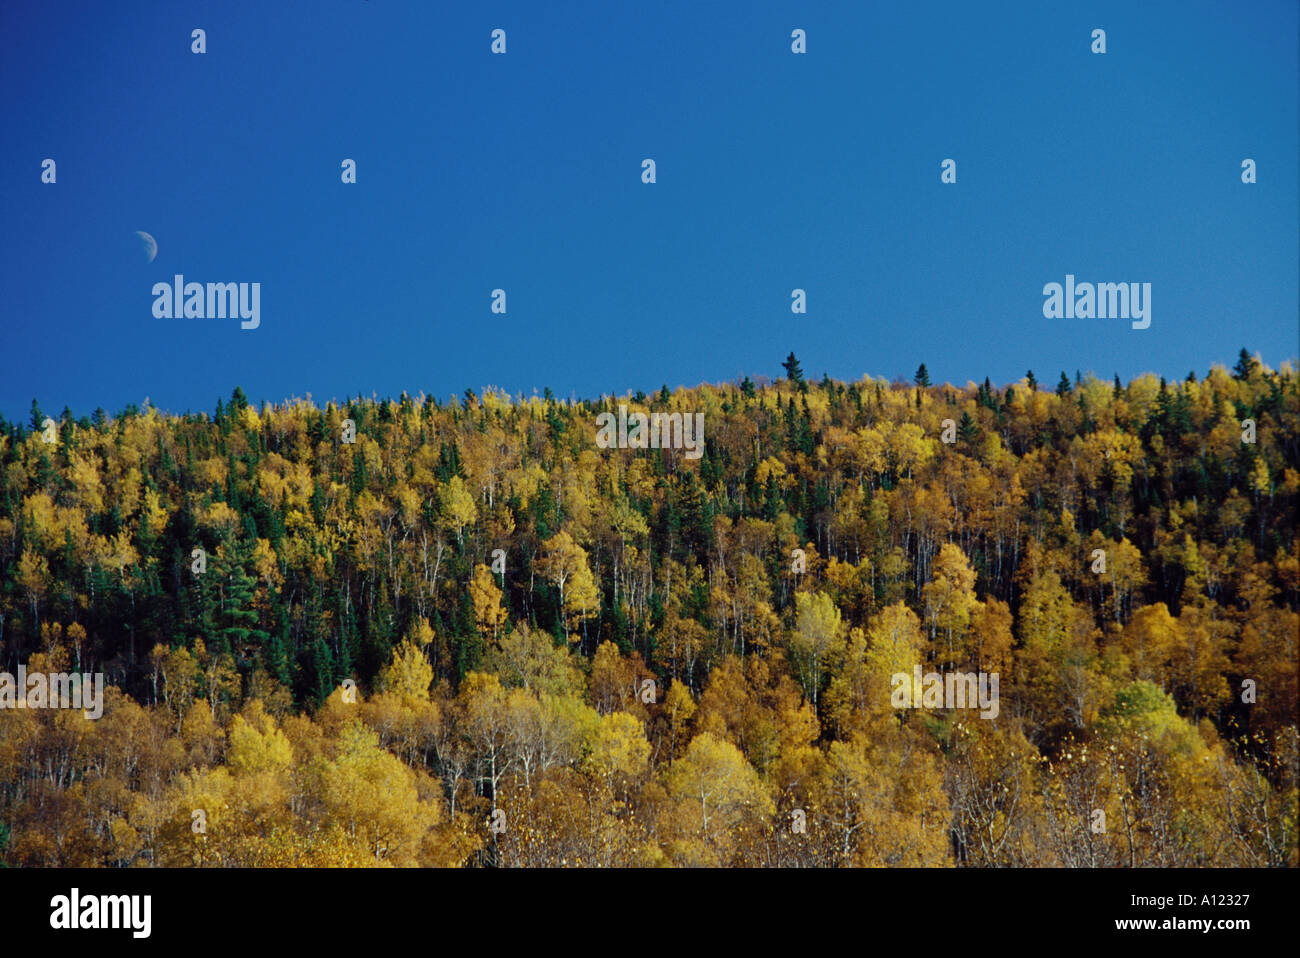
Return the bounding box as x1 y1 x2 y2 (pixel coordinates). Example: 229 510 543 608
439 475 477 547
966 597 1014 675
468 563 507 640
588 641 638 715
484 621 583 696
1118 603 1179 686
538 530 599 642
787 591 845 712
663 732 774 866
653 613 706 685
660 679 696 763
863 602 926 719
810 728 950 867
1014 570 1104 739
922 543 977 667
312 720 441 865
581 711 651 802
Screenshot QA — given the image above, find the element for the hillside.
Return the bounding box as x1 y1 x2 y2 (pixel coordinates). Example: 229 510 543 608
0 351 1296 866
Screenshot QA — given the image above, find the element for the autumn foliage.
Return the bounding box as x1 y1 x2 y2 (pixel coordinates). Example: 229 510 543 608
0 355 1296 866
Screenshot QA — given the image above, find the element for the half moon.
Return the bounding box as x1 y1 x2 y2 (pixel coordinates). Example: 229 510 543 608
135 230 158 263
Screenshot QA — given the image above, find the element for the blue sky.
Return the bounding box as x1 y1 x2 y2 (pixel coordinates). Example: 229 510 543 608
2 0 1296 420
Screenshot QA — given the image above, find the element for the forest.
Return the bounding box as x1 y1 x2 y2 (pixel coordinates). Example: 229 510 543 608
0 349 1295 867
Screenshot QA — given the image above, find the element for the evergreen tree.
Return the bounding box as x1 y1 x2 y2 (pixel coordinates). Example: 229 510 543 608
1233 348 1258 380
215 534 270 660
781 352 805 388
958 410 979 445
311 636 337 706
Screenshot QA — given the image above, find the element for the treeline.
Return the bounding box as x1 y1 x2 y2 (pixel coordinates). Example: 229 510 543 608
0 350 1295 866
